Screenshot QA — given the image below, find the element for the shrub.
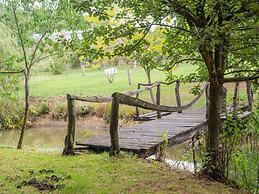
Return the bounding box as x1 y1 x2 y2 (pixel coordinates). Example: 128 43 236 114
195 109 259 193
49 57 65 75
0 99 23 130
37 103 49 116
78 105 95 117
29 103 49 118
50 103 67 120
92 103 136 123
94 104 111 123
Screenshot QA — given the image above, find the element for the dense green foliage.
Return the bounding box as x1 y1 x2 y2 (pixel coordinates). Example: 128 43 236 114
72 0 258 179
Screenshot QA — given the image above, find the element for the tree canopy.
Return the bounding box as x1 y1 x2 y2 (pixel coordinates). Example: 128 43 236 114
73 0 259 179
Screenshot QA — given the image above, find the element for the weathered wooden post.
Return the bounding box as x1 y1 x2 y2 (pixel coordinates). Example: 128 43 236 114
233 82 239 118
205 83 210 119
175 80 182 113
135 83 140 119
192 136 197 174
156 83 161 119
109 93 120 156
221 86 228 114
246 81 253 111
63 94 76 155
127 69 132 85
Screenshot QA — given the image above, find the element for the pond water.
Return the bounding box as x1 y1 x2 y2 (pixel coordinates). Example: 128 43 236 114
0 127 75 150
0 117 108 151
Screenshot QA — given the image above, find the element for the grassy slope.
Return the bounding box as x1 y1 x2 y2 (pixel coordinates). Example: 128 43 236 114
29 64 196 98
0 148 241 194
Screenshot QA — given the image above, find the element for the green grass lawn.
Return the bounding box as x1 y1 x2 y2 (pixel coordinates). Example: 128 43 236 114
28 63 251 112
29 64 196 98
0 148 242 194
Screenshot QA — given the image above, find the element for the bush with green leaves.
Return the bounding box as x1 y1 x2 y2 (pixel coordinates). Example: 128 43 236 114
195 109 259 193
231 110 259 193
49 57 66 75
0 99 23 130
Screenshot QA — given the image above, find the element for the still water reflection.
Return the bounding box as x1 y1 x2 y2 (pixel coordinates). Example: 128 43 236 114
0 126 105 149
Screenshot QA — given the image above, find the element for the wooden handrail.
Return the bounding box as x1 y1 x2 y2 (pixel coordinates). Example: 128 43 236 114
124 82 160 96
69 82 160 103
71 95 112 103
109 83 208 156
139 81 177 86
115 83 208 113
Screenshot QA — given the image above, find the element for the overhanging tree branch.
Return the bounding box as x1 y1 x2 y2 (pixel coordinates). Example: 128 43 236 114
224 75 259 83
0 19 18 35
31 53 59 65
164 0 198 27
30 31 49 68
224 69 259 76
12 4 29 73
149 23 191 33
164 58 203 71
109 16 162 57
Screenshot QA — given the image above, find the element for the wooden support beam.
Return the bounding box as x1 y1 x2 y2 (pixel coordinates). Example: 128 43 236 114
175 81 182 113
135 83 141 119
109 93 120 156
156 84 161 118
127 69 131 85
221 86 227 114
63 94 76 155
192 136 197 174
233 82 239 117
246 82 253 111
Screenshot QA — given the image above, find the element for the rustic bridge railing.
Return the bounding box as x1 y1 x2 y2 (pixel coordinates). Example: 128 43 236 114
63 80 254 155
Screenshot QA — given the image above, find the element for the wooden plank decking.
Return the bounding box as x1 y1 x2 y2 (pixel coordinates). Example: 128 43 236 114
63 81 254 156
76 108 252 157
76 108 208 157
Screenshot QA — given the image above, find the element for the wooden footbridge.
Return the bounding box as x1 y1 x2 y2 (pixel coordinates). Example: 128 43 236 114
63 81 253 157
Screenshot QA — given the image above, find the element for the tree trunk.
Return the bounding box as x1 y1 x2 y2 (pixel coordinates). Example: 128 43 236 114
203 76 224 179
145 70 155 104
17 74 29 149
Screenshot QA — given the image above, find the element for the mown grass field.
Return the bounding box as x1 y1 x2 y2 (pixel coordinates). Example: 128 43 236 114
29 63 250 110
30 64 196 98
0 148 242 194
